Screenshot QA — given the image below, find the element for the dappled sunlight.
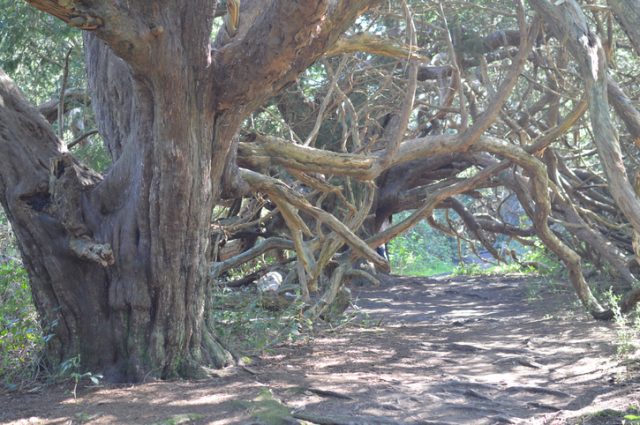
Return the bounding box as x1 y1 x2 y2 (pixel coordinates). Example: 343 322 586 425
2 0 640 423
2 274 637 425
166 391 236 407
442 308 495 318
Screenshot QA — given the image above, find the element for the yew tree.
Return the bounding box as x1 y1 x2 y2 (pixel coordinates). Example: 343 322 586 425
3 0 640 384
0 0 381 382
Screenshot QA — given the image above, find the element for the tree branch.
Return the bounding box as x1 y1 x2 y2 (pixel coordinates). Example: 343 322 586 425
241 169 389 272
212 0 380 110
25 0 150 67
210 237 293 278
530 0 640 236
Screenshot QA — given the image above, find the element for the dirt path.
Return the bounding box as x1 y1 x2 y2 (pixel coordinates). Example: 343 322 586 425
2 274 639 424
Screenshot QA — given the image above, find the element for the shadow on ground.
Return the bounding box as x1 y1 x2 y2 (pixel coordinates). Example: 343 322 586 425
1 274 638 424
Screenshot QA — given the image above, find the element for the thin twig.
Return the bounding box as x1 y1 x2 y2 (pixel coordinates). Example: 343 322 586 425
58 48 72 141
439 2 467 130
382 0 418 164
68 130 98 149
304 57 347 147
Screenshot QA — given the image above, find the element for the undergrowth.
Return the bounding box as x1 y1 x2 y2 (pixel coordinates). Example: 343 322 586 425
603 288 640 361
211 285 314 357
451 242 562 277
0 258 100 393
0 261 45 390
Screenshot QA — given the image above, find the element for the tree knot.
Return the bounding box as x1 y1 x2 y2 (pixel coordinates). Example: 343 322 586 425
49 154 111 267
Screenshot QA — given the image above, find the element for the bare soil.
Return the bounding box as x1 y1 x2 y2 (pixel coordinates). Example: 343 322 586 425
2 274 639 425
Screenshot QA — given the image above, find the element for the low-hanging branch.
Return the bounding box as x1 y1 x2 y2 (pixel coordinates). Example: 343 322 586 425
210 237 294 278
241 168 389 272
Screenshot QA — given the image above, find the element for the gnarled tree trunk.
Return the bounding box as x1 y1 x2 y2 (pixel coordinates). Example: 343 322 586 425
1 0 377 382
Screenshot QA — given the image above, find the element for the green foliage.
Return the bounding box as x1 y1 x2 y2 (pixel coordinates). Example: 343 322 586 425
0 261 44 389
0 1 84 104
386 211 558 278
450 242 561 277
625 413 640 424
451 257 525 276
0 1 111 172
211 286 312 356
58 355 103 399
72 136 112 173
451 262 485 276
603 288 640 358
387 214 551 278
388 213 456 276
521 242 563 275
584 406 640 424
0 210 18 258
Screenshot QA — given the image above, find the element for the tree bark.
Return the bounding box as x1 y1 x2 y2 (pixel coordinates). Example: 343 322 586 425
3 0 379 382
530 0 640 236
608 0 640 56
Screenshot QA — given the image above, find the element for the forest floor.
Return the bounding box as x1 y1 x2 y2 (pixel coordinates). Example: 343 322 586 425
2 274 640 425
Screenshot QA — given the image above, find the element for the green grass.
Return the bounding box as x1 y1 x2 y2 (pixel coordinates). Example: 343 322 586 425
580 406 640 424
393 260 454 277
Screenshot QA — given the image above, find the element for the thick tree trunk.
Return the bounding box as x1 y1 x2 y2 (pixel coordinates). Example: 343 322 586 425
81 57 234 381
4 0 378 382
1 41 236 382
0 0 231 382
0 70 117 376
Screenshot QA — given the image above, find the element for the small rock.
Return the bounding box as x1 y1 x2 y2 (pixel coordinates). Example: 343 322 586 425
256 271 283 292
